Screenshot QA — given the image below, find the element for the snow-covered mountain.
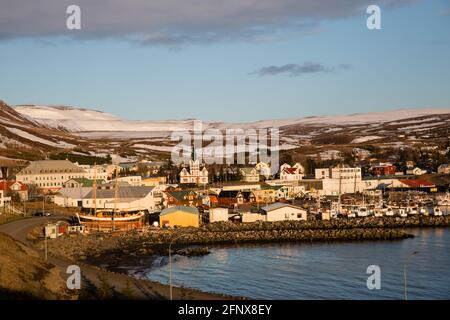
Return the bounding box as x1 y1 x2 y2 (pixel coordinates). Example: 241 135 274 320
2 101 449 162
14 104 450 133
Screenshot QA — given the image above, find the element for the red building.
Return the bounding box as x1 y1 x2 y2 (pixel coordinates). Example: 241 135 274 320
0 180 28 201
370 164 396 176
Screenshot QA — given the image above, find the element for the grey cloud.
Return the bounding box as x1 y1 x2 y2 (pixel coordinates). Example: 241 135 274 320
0 0 418 46
253 63 352 77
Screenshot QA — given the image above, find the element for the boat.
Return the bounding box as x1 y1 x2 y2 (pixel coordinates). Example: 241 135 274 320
437 194 450 206
356 206 370 217
384 208 395 217
419 207 429 216
374 209 383 218
78 211 145 222
433 207 443 216
406 206 418 216
398 208 407 218
76 165 146 231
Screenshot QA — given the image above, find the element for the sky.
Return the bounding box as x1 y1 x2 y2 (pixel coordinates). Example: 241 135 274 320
0 0 449 122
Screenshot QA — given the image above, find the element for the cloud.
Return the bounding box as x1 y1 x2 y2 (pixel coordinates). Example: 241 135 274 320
0 0 417 46
252 63 352 77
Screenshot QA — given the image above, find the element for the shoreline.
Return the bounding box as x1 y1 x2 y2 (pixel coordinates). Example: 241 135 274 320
29 215 450 299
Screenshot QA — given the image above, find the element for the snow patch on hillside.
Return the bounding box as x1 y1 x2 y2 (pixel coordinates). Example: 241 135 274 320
14 105 450 135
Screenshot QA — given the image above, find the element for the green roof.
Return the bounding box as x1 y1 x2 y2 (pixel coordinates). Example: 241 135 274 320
167 190 196 201
67 178 105 187
160 206 199 216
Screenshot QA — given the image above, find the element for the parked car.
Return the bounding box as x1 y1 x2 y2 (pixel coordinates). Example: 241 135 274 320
32 210 52 217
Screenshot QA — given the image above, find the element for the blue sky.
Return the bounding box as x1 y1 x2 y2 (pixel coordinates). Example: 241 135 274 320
0 0 449 121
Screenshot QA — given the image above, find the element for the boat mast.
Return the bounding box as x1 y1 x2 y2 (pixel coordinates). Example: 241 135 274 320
93 162 98 231
338 165 342 214
113 165 119 232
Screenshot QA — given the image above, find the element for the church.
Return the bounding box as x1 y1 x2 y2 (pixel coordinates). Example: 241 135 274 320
179 158 209 185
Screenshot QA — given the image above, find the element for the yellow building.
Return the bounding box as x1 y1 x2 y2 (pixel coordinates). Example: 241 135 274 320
159 206 200 228
142 176 167 186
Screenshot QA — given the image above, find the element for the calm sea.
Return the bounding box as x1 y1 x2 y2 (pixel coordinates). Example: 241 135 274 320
125 228 450 299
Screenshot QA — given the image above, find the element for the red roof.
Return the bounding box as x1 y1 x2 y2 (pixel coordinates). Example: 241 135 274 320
399 179 435 188
0 180 28 191
283 168 297 174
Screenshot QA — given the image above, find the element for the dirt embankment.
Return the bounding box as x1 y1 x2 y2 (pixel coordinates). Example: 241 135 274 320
0 233 73 299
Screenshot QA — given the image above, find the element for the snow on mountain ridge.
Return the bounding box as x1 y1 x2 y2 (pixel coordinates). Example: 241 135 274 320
14 104 450 133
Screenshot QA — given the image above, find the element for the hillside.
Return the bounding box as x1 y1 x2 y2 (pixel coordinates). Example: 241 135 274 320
0 100 448 163
0 232 70 299
0 100 83 161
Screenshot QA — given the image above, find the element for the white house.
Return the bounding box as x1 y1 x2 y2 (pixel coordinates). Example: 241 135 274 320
16 160 88 193
279 163 304 181
242 212 266 223
179 160 209 185
255 162 271 179
0 190 11 207
261 203 307 222
76 164 110 181
316 166 363 195
54 187 92 207
240 167 260 182
209 207 229 223
116 175 142 186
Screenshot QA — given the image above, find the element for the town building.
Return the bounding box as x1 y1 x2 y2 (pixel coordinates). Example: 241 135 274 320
315 166 363 195
255 162 272 179
54 187 92 207
369 163 396 176
116 175 142 186
159 206 200 228
64 178 105 188
353 148 371 160
81 185 158 213
142 176 167 186
279 163 304 181
209 207 229 223
16 160 89 193
0 180 28 201
260 203 307 222
0 189 11 207
179 160 209 185
218 190 256 207
240 167 260 182
164 190 200 207
76 164 110 180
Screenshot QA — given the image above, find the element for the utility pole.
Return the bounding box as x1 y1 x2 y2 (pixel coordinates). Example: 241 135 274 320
44 232 48 261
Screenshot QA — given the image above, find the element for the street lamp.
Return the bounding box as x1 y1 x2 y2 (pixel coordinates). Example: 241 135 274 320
403 251 418 300
168 233 184 300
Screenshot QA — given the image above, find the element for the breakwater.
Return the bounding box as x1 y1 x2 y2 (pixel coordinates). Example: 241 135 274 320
41 216 450 262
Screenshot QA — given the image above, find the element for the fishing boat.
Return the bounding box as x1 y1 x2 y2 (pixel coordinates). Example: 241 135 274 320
398 208 407 218
356 206 369 217
373 209 383 218
76 165 146 231
406 206 418 216
384 207 395 217
433 207 443 216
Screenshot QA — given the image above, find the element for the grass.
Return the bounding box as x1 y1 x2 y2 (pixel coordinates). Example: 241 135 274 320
0 213 28 225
